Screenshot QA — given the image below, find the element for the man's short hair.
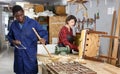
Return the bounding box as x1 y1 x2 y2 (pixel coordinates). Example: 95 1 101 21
12 5 24 16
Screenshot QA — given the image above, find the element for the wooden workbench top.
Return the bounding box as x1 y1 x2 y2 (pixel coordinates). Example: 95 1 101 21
37 54 120 74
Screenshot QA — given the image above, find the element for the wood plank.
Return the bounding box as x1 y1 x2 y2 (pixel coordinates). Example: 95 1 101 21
108 10 116 63
111 6 120 65
78 30 87 58
103 67 117 74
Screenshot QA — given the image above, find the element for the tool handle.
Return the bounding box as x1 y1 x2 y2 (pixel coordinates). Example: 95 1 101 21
32 28 42 40
32 28 52 58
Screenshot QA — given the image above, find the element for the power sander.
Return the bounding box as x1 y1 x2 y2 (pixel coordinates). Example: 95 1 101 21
55 45 70 55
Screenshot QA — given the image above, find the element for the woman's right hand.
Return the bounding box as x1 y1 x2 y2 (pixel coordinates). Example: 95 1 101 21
12 40 21 45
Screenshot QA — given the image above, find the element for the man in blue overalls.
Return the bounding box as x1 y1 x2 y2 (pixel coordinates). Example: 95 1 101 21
7 5 48 74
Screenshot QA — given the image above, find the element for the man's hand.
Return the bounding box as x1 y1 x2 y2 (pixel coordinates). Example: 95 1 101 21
12 40 21 45
40 38 46 44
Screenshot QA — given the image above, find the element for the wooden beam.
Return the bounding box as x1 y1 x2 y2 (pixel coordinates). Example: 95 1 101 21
108 10 116 63
99 35 120 39
111 6 120 65
99 55 117 61
88 30 108 34
83 55 104 62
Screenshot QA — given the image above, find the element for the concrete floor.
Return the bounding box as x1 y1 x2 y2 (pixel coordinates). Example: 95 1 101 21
0 41 41 74
0 42 14 74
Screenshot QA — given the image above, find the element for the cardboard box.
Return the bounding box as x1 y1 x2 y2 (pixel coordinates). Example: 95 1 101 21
34 4 44 13
55 5 66 15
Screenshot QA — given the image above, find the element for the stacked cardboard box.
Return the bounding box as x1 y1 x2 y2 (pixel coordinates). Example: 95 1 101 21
34 4 44 13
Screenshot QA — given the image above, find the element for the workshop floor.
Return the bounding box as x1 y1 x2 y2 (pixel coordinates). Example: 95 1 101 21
0 42 14 74
0 41 41 74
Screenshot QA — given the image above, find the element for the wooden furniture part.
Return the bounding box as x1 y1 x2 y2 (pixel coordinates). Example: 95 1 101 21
88 30 107 34
99 35 120 39
78 29 87 58
46 62 97 74
111 6 120 65
85 33 100 57
76 30 100 58
37 54 120 74
49 16 66 44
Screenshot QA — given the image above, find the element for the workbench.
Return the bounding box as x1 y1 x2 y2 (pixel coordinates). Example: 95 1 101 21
37 54 120 74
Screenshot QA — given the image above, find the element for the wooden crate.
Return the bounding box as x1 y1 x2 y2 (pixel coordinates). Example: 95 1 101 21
49 16 66 44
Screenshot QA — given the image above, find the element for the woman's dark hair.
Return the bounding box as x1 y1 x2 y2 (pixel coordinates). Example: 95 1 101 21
65 15 77 24
12 5 24 16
